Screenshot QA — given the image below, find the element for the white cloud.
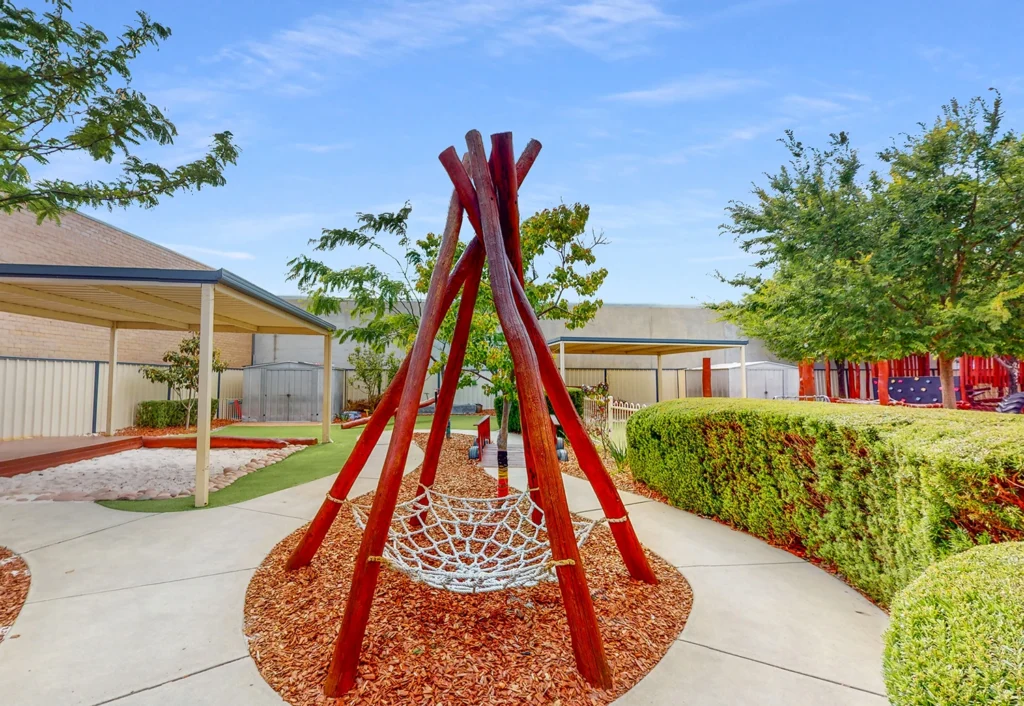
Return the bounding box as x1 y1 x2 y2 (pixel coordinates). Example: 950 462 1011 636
293 142 352 154
215 0 680 89
605 71 765 105
780 94 846 115
159 244 256 260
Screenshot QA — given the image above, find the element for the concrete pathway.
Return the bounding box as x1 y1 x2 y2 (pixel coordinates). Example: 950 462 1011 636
0 432 890 705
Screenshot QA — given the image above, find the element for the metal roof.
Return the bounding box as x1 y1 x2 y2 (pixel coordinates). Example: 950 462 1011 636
0 265 334 335
547 335 747 357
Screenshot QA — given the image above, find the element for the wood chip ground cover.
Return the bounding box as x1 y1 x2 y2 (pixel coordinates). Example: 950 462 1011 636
0 546 29 645
245 433 691 705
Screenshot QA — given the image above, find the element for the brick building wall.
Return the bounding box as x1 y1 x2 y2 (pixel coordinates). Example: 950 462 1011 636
0 209 253 367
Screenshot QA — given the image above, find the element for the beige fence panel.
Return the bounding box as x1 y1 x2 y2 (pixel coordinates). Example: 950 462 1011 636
1 357 246 440
0 357 95 439
564 369 605 388
218 369 244 418
606 369 657 405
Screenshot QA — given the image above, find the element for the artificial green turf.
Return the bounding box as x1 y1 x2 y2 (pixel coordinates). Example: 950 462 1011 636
95 415 486 513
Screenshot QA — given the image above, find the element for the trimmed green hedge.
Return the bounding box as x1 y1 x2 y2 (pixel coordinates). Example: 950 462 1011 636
883 542 1024 705
135 399 219 428
626 399 1024 605
494 387 585 435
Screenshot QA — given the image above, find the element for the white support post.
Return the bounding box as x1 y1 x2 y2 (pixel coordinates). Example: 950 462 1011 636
656 354 663 403
739 345 748 398
559 340 566 380
195 284 215 508
322 334 333 444
105 324 118 435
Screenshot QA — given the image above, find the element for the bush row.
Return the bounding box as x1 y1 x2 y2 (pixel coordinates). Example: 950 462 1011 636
135 399 220 428
626 398 1024 606
494 387 585 435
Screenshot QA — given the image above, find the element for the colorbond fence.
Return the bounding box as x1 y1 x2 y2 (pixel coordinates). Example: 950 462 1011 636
0 355 243 440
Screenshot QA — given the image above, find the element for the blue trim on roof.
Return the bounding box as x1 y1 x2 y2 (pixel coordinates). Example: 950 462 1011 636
546 335 748 346
0 264 334 332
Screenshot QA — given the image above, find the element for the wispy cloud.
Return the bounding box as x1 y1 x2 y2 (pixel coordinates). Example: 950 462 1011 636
294 142 352 154
780 94 845 115
605 71 765 105
159 244 256 261
216 0 679 90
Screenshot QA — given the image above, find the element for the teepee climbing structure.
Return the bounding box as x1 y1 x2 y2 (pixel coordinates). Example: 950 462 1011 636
284 131 658 697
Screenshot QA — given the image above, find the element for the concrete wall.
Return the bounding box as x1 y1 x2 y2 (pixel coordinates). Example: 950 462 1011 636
0 209 253 367
254 299 786 371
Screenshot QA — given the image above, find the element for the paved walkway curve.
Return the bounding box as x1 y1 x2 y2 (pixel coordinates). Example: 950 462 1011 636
0 432 890 705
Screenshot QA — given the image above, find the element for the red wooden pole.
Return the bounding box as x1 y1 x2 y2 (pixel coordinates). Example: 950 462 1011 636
877 360 890 405
415 257 483 494
491 132 542 514
453 133 653 584
702 357 712 397
459 130 611 689
509 273 657 584
285 143 541 571
324 166 465 697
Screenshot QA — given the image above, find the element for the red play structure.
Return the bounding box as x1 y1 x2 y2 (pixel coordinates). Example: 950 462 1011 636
284 131 656 697
797 354 1019 410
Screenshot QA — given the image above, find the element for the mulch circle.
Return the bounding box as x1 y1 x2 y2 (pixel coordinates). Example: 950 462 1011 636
0 546 30 644
245 433 691 705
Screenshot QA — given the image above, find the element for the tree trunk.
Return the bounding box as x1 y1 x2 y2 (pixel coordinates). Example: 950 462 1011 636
496 395 511 496
938 356 957 409
185 401 193 431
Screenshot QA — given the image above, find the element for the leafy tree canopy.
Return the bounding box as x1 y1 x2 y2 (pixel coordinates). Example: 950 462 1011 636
0 0 238 222
714 93 1024 392
141 334 228 430
288 201 608 404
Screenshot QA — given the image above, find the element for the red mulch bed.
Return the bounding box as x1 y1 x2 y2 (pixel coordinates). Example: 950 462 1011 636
0 546 29 645
115 419 236 437
245 433 691 706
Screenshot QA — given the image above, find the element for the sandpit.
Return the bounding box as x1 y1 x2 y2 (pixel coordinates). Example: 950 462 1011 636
0 445 303 502
245 433 692 706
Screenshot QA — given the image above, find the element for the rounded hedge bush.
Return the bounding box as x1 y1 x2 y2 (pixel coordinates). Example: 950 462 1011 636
883 541 1024 705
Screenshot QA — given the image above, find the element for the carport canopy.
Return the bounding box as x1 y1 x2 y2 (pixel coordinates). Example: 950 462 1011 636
0 264 336 508
546 335 749 401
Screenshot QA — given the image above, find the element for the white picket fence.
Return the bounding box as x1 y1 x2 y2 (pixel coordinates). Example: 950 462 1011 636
583 395 647 446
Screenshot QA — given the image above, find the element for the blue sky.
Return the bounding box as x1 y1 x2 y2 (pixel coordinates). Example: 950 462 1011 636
51 1 1024 305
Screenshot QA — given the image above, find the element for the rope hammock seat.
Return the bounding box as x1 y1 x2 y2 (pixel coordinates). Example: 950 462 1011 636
350 488 601 594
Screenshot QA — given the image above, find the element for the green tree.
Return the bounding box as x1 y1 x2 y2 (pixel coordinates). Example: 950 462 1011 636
288 202 607 444
0 1 238 222
348 345 400 412
141 334 228 430
715 94 1024 407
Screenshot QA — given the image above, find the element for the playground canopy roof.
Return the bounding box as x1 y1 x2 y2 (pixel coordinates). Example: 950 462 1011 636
0 264 334 335
546 335 747 357
0 264 335 509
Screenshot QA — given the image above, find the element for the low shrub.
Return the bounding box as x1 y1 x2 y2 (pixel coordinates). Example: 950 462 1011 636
135 399 219 428
494 387 585 435
883 542 1024 705
626 398 1024 605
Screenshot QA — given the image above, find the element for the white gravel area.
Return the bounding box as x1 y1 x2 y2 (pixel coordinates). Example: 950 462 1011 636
0 445 304 502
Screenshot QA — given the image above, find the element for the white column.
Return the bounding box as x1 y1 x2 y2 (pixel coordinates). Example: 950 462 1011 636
656 354 663 403
104 324 118 435
739 345 748 398
559 340 566 380
322 334 333 444
194 284 215 508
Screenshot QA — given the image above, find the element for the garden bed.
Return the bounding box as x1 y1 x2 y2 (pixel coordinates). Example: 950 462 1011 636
245 433 691 706
115 419 236 437
0 547 29 645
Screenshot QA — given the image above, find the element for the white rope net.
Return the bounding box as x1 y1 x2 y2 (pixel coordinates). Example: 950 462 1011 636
351 489 598 594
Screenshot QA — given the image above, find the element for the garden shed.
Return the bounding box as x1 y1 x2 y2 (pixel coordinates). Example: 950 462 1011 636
242 361 345 422
684 360 798 399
